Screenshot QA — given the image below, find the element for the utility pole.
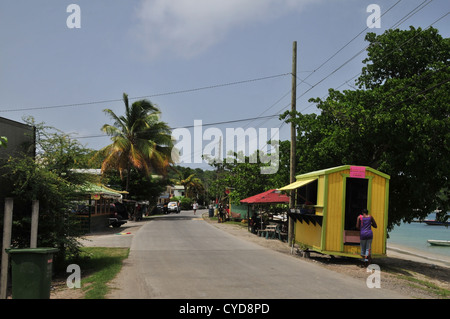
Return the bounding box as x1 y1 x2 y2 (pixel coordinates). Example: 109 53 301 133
215 136 222 205
288 41 297 245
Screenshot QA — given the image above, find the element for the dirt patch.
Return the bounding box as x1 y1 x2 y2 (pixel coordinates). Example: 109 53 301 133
51 277 85 299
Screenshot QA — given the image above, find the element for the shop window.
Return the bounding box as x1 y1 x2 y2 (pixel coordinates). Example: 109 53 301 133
296 179 318 206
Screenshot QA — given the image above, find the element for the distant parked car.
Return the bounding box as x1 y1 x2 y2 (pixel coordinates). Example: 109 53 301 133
152 203 164 215
167 201 180 213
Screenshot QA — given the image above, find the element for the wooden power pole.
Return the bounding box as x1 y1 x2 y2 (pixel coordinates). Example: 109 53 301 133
288 41 297 245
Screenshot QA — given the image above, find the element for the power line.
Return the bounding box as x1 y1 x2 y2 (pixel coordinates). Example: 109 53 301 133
286 7 449 116
77 9 449 143
306 0 403 81
183 117 286 164
254 0 405 121
391 0 434 29
159 6 449 149
17 2 449 150
0 73 291 113
76 113 281 139
75 71 449 142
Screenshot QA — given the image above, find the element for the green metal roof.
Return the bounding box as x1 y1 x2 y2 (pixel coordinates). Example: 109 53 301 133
76 182 126 198
295 165 390 180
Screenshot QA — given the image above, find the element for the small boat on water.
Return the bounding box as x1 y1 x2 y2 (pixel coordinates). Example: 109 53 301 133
427 240 450 246
423 220 450 226
421 210 449 226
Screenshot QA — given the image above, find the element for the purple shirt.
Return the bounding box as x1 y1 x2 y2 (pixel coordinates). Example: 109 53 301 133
359 216 374 240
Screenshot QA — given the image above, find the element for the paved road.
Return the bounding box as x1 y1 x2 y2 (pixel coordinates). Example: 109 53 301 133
107 209 406 299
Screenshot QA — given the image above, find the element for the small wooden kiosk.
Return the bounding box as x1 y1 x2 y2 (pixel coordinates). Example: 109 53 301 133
279 165 390 259
73 183 127 233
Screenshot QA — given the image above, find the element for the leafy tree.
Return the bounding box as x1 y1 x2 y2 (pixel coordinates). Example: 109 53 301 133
357 26 449 89
1 119 93 270
171 196 193 210
264 139 296 188
209 151 279 205
282 27 449 228
24 116 97 185
97 93 175 191
103 168 167 204
1 156 81 270
169 165 218 204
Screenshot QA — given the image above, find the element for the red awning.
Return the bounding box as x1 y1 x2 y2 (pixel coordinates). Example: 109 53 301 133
240 189 290 204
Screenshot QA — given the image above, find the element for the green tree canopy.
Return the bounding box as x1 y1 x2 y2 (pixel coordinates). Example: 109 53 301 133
209 151 280 205
282 26 449 229
358 26 449 89
24 116 96 185
103 168 167 203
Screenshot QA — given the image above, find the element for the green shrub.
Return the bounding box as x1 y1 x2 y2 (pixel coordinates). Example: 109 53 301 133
171 196 193 210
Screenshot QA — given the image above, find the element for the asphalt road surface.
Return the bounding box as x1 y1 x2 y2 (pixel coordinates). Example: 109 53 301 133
107 209 406 299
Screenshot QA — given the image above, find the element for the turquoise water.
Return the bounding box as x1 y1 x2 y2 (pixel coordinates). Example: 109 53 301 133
388 213 450 258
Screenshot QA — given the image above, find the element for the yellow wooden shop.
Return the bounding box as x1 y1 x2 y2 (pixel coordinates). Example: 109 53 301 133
279 165 390 258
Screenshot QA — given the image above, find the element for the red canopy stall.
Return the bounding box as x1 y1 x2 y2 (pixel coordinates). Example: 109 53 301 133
240 189 289 238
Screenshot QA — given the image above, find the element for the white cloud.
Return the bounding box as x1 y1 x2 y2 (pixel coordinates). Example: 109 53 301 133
133 0 316 59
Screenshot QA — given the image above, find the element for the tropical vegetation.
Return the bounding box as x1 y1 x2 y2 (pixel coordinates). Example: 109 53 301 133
96 93 175 191
280 26 449 228
1 118 94 270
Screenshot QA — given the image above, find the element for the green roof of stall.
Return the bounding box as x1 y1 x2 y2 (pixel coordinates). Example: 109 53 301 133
76 182 126 197
295 165 390 180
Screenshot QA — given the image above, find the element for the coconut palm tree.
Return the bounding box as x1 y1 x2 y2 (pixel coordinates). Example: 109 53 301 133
171 172 205 199
98 93 175 191
184 174 205 199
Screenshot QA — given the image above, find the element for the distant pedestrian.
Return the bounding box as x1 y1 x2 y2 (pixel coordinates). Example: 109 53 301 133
218 204 224 223
356 208 377 267
193 202 198 215
250 214 259 234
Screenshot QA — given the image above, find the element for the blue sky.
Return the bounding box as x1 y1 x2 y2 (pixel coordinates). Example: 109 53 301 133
0 0 448 170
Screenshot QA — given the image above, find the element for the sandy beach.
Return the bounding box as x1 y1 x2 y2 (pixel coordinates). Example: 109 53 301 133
387 243 450 268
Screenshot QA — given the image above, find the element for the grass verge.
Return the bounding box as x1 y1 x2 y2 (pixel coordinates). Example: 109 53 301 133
70 247 129 299
396 273 450 298
380 264 450 299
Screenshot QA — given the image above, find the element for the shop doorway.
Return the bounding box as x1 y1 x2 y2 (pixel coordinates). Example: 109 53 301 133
344 177 368 230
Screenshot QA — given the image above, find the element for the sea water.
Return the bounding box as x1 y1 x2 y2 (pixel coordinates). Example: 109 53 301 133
387 213 450 258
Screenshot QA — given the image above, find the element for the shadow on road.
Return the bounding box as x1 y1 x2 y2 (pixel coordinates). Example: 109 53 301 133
151 215 201 221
